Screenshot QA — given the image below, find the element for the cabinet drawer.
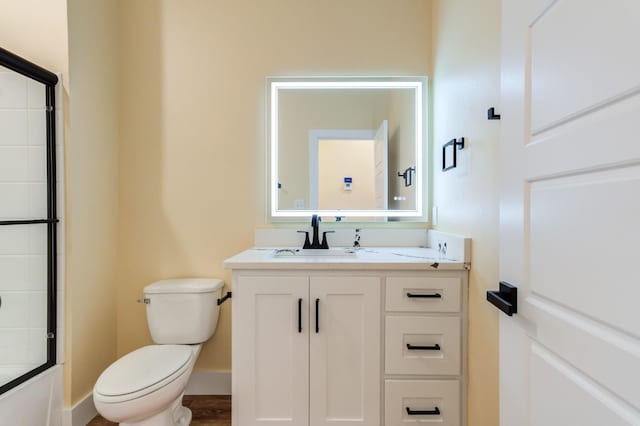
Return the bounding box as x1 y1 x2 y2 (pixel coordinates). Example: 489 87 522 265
385 316 460 375
385 380 460 426
386 276 461 313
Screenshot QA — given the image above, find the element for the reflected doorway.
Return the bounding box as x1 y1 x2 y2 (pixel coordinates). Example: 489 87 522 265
309 121 388 215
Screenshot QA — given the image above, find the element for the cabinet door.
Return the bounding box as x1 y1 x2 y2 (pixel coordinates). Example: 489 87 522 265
309 276 381 426
233 275 309 426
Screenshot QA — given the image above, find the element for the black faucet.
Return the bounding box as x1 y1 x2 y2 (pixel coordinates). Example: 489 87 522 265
311 214 321 248
298 214 334 249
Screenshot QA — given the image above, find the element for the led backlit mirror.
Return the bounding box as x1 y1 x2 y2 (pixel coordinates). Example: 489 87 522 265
268 77 427 221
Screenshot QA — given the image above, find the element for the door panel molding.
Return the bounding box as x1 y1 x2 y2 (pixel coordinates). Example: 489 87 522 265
527 296 640 409
530 343 640 424
526 91 640 180
529 166 640 337
530 0 640 131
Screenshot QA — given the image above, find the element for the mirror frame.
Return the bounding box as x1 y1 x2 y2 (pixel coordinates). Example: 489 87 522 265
267 76 428 220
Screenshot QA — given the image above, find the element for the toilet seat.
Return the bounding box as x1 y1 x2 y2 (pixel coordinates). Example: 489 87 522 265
94 345 193 404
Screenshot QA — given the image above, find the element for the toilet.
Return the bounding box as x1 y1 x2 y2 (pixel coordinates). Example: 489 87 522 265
93 278 224 426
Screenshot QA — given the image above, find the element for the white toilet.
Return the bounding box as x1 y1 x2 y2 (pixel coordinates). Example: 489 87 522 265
93 278 224 426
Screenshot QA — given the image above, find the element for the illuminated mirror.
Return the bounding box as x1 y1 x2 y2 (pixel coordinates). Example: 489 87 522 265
268 77 427 221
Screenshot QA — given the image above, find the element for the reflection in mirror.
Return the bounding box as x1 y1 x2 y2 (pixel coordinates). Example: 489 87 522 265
268 78 426 220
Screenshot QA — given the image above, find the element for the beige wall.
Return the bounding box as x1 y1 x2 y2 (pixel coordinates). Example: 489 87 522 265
66 0 120 405
116 0 432 371
431 0 501 425
0 0 69 83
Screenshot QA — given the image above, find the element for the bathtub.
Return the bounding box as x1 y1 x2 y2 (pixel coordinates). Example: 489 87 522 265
0 365 63 426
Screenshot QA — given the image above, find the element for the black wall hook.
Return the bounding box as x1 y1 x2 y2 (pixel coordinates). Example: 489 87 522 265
487 107 501 120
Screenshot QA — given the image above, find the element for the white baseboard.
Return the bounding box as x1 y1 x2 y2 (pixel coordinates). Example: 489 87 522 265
62 391 96 426
185 370 231 395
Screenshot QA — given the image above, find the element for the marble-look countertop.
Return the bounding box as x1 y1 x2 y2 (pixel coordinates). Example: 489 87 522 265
223 247 469 271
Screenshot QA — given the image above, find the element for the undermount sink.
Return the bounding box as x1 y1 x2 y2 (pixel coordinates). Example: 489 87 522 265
272 248 357 257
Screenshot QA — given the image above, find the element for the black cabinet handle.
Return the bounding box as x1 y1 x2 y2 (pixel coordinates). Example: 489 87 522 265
298 298 302 333
406 292 442 299
487 281 518 316
315 298 320 333
406 407 440 416
406 343 441 351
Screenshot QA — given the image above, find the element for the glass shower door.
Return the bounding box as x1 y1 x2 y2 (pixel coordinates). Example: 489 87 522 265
0 225 49 384
0 49 58 394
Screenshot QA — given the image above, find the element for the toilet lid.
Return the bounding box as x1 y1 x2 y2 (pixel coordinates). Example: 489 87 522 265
95 345 193 397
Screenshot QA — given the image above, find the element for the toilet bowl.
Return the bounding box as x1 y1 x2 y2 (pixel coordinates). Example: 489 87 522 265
94 344 200 426
93 278 224 426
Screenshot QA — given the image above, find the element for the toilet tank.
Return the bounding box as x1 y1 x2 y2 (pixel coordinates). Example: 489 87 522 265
143 278 224 344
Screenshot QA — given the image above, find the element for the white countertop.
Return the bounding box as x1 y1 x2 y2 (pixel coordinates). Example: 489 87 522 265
223 247 469 271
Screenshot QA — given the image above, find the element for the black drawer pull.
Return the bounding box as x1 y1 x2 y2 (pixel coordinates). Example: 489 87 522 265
407 292 442 298
406 406 440 416
298 298 302 333
406 343 441 351
315 298 320 333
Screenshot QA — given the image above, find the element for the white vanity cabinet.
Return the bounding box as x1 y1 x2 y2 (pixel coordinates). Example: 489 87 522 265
232 273 381 426
232 275 310 426
383 272 466 426
226 245 469 426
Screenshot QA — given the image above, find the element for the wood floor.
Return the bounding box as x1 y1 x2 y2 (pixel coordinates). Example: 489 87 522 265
87 395 231 425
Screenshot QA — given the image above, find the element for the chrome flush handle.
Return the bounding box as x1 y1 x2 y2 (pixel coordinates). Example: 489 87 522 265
136 298 150 305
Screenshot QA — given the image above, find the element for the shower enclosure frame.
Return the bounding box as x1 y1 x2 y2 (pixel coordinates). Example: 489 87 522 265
0 47 58 395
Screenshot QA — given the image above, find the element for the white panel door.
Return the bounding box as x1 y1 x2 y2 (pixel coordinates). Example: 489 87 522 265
309 276 381 426
499 1 640 425
232 275 309 426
